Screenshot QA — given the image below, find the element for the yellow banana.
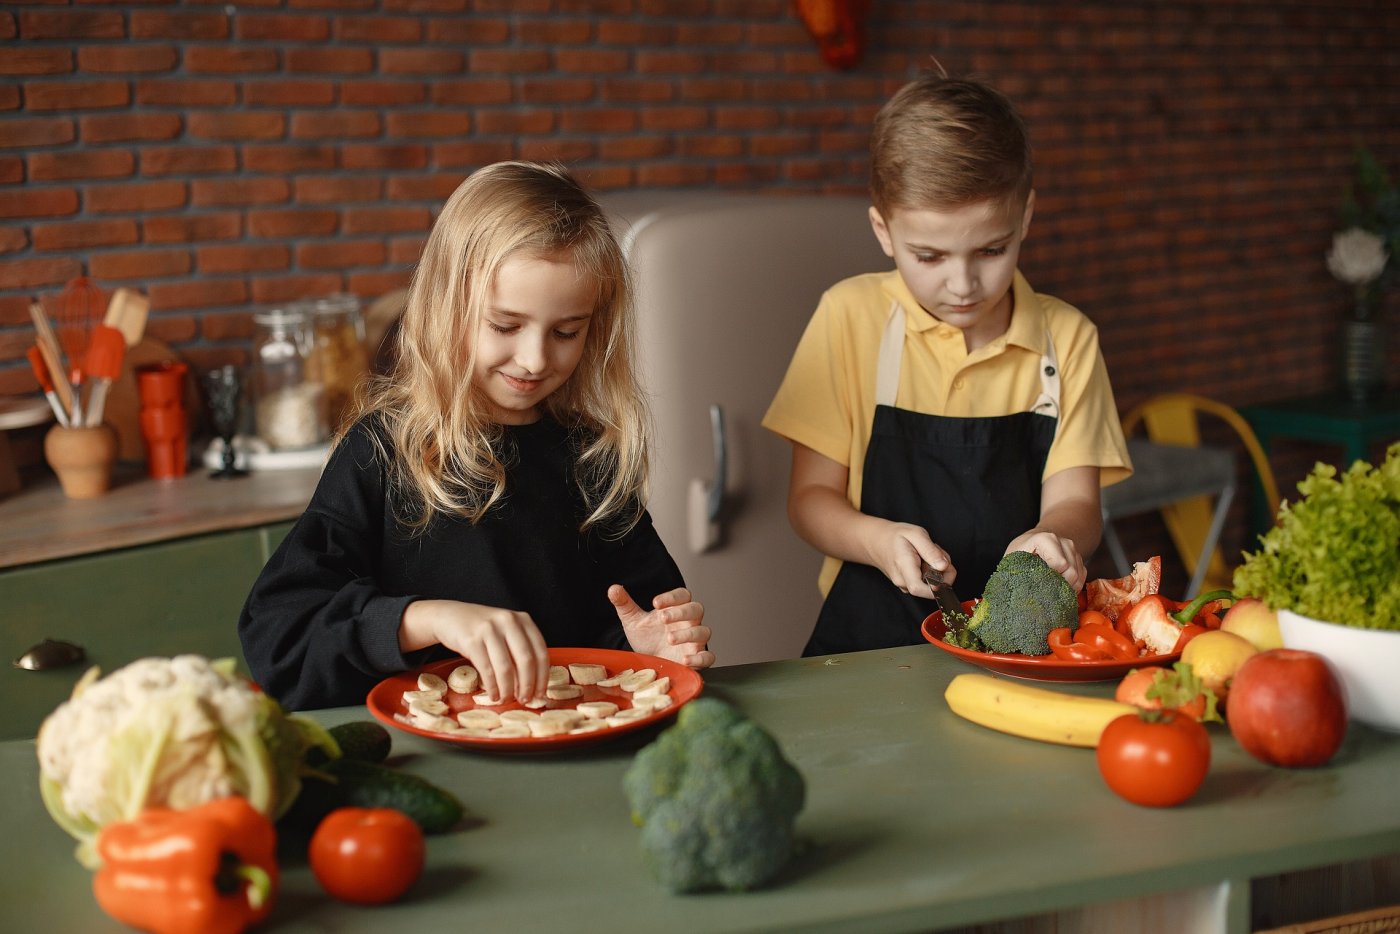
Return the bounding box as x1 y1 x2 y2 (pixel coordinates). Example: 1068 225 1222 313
944 672 1137 747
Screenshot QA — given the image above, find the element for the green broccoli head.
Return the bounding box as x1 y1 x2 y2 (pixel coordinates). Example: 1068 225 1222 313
623 697 806 893
966 551 1079 655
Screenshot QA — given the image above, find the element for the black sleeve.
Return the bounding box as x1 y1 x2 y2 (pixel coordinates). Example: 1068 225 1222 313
592 507 687 652
239 421 418 710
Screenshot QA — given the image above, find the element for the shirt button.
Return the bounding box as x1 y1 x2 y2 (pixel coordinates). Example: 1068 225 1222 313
953 378 966 390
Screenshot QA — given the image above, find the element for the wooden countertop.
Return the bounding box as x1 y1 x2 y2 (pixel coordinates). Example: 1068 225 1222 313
0 463 321 569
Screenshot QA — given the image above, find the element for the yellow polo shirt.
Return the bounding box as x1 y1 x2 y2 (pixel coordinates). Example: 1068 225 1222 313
763 268 1132 595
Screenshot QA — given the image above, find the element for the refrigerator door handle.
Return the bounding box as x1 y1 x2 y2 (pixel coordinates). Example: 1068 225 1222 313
687 404 726 553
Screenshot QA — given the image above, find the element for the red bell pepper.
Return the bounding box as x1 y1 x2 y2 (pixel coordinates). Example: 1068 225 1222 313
1121 589 1234 655
93 796 278 934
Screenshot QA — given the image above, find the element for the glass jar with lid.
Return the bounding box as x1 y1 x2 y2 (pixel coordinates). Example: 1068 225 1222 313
250 306 328 450
304 293 370 434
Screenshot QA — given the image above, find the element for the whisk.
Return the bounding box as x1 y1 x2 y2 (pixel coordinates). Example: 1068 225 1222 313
51 276 106 386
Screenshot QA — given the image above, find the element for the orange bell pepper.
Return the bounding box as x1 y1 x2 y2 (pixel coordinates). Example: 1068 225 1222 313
93 796 278 934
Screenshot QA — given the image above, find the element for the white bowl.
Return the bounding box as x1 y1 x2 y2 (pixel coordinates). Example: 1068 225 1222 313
1277 608 1400 733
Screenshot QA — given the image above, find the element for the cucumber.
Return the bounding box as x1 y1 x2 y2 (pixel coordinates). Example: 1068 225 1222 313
321 758 465 834
327 720 393 764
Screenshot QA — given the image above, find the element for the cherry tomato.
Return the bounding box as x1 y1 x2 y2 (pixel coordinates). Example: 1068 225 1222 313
310 807 425 905
1096 710 1210 807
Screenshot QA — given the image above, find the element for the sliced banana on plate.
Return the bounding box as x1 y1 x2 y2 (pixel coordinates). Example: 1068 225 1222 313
447 665 480 694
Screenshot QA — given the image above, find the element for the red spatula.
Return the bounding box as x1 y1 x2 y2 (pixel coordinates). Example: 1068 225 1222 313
82 324 126 427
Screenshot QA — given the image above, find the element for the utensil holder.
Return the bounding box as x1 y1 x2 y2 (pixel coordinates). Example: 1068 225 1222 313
43 423 117 498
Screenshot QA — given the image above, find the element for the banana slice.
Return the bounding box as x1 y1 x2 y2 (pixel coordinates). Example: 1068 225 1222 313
456 708 502 730
569 720 609 734
528 718 570 737
547 665 570 686
402 688 444 706
634 675 671 697
472 692 506 706
627 694 663 713
547 684 583 701
540 708 584 729
488 724 531 738
597 668 635 687
418 672 448 693
500 709 541 723
619 668 657 692
568 663 608 685
523 696 548 709
457 727 494 739
577 701 619 720
410 711 458 732
606 708 652 727
447 665 480 694
407 697 449 716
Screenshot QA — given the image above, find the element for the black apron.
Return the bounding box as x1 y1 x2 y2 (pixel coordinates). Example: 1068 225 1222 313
803 302 1060 657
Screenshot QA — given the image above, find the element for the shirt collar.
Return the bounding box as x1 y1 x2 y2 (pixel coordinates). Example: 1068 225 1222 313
880 269 1047 352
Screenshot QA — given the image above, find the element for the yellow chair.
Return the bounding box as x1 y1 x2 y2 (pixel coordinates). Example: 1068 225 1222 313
1116 393 1282 594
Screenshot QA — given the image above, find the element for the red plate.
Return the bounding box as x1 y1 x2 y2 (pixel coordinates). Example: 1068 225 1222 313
921 603 1180 683
367 647 703 752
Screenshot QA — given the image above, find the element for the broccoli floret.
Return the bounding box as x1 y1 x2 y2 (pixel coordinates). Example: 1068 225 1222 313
623 698 805 893
965 551 1079 655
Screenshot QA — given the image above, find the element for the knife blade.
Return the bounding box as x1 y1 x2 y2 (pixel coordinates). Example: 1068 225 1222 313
922 564 968 629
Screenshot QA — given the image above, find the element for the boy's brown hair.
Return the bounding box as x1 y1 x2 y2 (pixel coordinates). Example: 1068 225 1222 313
869 73 1033 215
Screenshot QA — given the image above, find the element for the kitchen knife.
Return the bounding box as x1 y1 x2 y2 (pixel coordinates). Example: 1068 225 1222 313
922 564 969 628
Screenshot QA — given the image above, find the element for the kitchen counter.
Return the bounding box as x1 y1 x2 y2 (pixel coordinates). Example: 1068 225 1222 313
4 645 1398 933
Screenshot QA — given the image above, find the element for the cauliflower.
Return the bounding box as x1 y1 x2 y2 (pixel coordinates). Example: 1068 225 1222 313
37 655 336 867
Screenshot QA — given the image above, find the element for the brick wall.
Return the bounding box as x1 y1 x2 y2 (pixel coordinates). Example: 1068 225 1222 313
3 0 1398 587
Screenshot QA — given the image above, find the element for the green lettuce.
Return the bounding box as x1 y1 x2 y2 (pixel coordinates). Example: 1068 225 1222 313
1233 442 1400 630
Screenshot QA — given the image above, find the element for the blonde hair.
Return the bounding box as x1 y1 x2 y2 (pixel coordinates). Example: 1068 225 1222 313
357 161 649 535
870 72 1033 215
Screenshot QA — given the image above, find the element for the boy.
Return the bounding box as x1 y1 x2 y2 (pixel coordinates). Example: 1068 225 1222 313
762 73 1131 656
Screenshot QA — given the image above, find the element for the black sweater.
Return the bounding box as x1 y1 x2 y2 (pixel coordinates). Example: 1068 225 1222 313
239 416 684 710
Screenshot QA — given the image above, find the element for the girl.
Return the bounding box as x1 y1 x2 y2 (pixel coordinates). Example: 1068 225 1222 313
239 162 713 710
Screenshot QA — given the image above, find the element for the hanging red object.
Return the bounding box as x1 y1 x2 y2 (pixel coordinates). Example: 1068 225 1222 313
793 0 870 71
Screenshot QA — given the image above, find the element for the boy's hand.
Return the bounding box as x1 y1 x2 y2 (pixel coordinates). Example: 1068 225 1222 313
1007 531 1087 591
868 521 956 599
399 599 550 704
608 584 714 670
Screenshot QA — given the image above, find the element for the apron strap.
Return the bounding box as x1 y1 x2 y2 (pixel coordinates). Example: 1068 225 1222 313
876 304 1062 422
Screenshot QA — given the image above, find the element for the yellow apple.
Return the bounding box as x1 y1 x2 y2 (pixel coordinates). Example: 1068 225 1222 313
1180 629 1259 702
1220 597 1283 651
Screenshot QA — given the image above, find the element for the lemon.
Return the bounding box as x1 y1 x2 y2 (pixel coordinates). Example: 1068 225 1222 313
1181 630 1259 700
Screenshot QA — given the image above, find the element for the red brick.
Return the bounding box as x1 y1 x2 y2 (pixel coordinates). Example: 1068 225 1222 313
149 279 249 311
285 47 372 74
143 213 241 244
143 314 199 345
183 47 279 74
383 112 471 139
715 106 781 130
186 112 285 142
32 218 138 251
0 87 17 111
25 80 129 111
518 79 595 105
290 111 380 139
249 274 341 305
470 49 550 73
242 144 337 173
433 140 516 168
289 0 376 9
296 240 385 269
518 19 593 43
19 10 123 40
577 165 634 191
561 108 638 134
0 256 82 289
136 79 236 107
386 173 465 202
200 311 255 343
388 237 425 264
197 243 290 274
0 48 73 76
640 107 710 131
243 80 335 107
554 49 629 73
342 206 431 235
680 136 744 158
596 21 674 44
89 248 192 281
129 11 229 40
518 138 595 162
475 110 555 135
601 79 675 104
190 177 290 207
431 78 511 106
247 208 339 238
336 15 421 42
29 150 134 182
0 117 75 149
382 0 472 11
81 113 182 144
0 14 14 42
680 77 747 102
636 51 706 74
294 176 383 203
425 17 509 43
637 163 712 186
86 180 187 214
752 132 813 157
141 146 237 176
0 228 27 254
340 144 428 170
347 270 412 300
77 45 179 74
380 48 464 75
678 22 746 44
236 13 329 42
341 80 426 106
599 136 674 160
0 188 79 219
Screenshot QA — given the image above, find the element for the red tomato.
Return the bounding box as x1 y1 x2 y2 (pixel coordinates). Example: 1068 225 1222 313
1096 711 1211 807
310 807 425 905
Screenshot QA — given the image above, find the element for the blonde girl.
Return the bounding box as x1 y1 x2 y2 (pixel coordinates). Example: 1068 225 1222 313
240 162 712 710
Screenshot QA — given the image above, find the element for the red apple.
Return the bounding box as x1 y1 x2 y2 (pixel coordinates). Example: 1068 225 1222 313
1227 649 1347 768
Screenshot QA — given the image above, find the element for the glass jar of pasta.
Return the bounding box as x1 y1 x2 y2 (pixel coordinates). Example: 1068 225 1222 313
305 293 370 434
250 306 327 450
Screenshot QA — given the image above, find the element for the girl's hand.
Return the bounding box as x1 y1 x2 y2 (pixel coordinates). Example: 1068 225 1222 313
399 599 550 703
608 584 714 670
1006 530 1087 591
866 521 955 599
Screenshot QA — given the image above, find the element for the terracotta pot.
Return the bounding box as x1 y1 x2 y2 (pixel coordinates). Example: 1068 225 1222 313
43 424 117 499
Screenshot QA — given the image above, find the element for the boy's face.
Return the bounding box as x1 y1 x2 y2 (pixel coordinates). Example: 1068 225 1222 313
869 192 1034 350
473 251 595 425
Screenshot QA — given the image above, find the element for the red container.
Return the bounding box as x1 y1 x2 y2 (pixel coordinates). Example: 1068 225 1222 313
136 361 188 409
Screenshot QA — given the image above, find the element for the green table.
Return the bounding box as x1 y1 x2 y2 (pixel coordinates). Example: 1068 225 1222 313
4 646 1398 933
1241 390 1400 468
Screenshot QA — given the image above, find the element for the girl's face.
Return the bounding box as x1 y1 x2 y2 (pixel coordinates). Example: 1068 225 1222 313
869 192 1034 351
473 251 595 425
